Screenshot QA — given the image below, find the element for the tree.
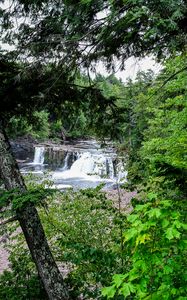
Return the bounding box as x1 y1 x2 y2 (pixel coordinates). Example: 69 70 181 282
101 53 187 300
0 121 70 300
0 54 101 299
140 54 187 185
0 54 117 299
0 59 73 299
1 0 186 69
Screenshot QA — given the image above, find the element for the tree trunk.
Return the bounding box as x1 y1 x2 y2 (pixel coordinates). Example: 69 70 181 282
61 126 67 142
0 122 69 300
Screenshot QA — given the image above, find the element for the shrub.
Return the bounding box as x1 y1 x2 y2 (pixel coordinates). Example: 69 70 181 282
0 186 127 299
0 243 46 300
102 185 187 299
40 187 127 299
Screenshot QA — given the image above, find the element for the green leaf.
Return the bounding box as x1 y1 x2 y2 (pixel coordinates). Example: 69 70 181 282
128 271 139 281
102 285 116 298
119 282 136 298
135 203 151 212
148 208 162 219
147 192 157 200
164 265 173 274
112 274 127 288
125 228 138 241
136 234 151 246
162 219 169 228
134 259 147 272
127 214 138 223
174 220 187 230
173 220 183 229
165 227 181 240
160 200 172 207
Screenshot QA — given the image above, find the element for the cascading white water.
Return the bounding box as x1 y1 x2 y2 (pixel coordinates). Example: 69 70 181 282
20 141 127 189
53 151 116 181
62 152 70 170
69 152 111 177
33 147 45 164
116 161 128 183
70 152 94 174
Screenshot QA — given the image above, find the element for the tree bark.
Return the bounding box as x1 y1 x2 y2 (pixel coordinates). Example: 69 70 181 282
0 122 69 300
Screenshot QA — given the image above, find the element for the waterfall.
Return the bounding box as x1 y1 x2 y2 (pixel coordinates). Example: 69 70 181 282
31 147 126 183
116 160 128 183
33 147 45 164
92 154 107 176
106 157 114 178
62 152 71 170
20 141 128 189
70 152 95 174
53 152 115 180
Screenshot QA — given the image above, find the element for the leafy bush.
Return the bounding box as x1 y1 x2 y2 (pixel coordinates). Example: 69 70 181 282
31 110 50 140
49 119 63 140
102 185 187 299
0 243 46 300
0 186 127 299
6 110 50 140
40 187 126 299
6 116 33 138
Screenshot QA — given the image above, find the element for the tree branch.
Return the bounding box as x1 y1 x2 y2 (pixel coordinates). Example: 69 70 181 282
0 216 17 226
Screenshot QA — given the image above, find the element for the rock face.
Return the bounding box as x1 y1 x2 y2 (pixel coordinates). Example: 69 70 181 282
10 137 35 162
45 147 67 169
10 138 69 163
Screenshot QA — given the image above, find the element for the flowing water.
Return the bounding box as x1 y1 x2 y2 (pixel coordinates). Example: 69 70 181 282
33 146 45 164
18 140 127 190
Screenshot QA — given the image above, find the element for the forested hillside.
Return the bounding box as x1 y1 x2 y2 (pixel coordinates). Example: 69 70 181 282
0 0 186 299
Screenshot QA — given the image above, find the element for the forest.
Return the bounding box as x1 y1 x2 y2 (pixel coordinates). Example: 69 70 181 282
0 0 186 299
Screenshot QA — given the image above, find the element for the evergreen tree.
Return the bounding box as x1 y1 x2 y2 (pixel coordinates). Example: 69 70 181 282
0 1 186 299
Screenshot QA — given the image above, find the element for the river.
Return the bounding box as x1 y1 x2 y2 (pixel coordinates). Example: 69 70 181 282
13 139 128 190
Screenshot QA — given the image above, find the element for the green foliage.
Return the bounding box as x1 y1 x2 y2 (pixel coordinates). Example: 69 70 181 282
102 54 187 299
39 187 126 299
0 242 46 300
102 188 187 299
0 2 186 299
0 185 127 299
2 0 186 66
6 110 50 140
0 186 55 214
0 60 94 126
6 107 89 140
141 56 187 173
49 119 62 139
91 74 128 141
67 110 89 138
31 110 50 139
6 116 33 138
126 55 187 186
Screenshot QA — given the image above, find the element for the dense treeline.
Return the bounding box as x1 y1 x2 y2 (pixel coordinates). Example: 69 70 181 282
102 54 187 299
